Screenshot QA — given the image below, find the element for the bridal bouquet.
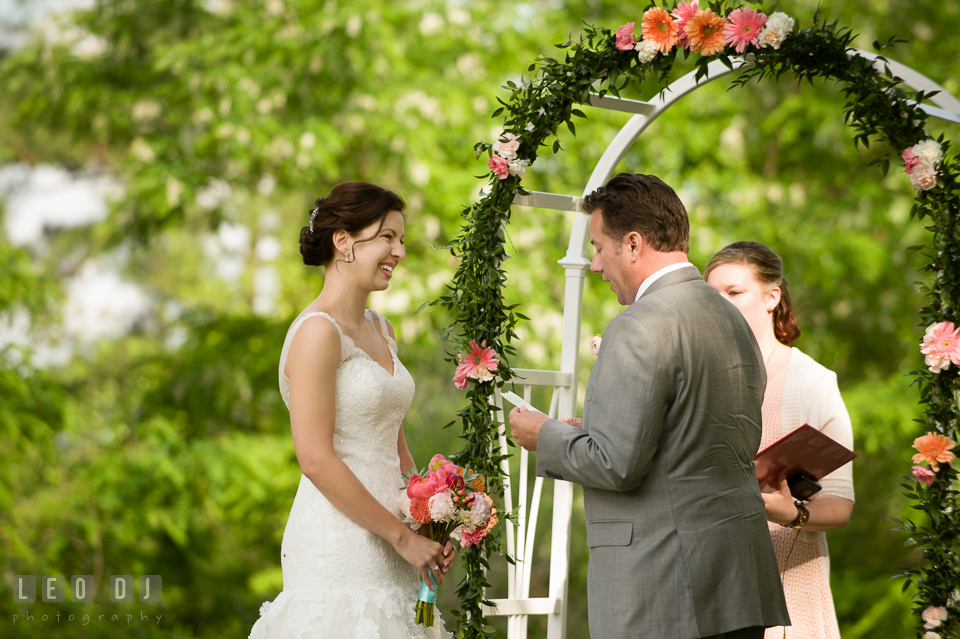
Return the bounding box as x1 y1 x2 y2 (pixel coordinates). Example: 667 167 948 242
401 455 497 627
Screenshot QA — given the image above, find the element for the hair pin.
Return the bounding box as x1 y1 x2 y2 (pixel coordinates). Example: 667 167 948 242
309 208 320 233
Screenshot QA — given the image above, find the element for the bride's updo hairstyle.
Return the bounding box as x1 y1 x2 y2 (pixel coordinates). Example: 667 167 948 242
299 182 405 267
704 241 801 345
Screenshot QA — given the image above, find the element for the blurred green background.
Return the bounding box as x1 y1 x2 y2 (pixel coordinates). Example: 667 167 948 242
1 0 956 637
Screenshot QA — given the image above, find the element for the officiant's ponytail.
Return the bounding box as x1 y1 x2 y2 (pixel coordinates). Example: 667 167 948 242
705 241 801 345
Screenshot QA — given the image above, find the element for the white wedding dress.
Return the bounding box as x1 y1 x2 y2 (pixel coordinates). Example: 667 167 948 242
249 309 450 639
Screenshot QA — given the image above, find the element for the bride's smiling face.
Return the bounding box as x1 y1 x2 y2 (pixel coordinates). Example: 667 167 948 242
706 262 780 341
341 210 406 291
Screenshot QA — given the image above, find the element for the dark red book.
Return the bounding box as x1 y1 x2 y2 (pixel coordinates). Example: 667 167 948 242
754 424 857 488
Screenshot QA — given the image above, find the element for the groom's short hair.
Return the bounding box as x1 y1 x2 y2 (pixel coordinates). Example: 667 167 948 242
582 173 689 253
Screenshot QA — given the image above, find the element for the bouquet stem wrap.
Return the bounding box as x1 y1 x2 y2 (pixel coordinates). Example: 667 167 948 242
416 569 439 627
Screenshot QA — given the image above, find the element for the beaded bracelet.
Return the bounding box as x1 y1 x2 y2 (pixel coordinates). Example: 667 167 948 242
782 502 810 530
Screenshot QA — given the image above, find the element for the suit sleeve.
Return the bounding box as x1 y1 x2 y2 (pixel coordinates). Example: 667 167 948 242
535 313 670 492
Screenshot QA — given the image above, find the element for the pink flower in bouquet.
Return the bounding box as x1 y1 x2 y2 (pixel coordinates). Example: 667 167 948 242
902 147 921 174
429 454 460 475
615 22 637 50
922 605 949 629
672 0 699 49
461 491 493 527
910 162 937 191
488 154 510 180
641 8 678 53
453 340 499 389
920 321 960 372
912 465 936 486
723 7 767 53
428 490 457 521
459 526 489 548
407 472 447 499
912 431 957 472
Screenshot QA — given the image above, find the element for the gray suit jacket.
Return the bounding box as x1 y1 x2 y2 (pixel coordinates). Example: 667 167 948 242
536 266 789 639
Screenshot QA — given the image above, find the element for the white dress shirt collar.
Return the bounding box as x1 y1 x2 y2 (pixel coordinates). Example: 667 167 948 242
633 261 695 303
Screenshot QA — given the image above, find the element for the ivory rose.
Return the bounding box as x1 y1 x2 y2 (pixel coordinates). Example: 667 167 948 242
636 39 660 63
922 605 948 629
492 133 520 160
910 163 937 190
913 139 944 166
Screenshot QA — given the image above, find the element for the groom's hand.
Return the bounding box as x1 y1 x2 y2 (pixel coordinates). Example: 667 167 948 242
509 407 551 451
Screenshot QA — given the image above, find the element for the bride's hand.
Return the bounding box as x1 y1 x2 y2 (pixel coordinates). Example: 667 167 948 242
441 539 457 574
394 528 447 588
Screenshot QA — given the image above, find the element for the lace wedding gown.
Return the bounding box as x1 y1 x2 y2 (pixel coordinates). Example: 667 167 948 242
249 309 450 639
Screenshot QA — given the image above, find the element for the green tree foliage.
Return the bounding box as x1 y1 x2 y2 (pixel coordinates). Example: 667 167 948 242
1 0 958 637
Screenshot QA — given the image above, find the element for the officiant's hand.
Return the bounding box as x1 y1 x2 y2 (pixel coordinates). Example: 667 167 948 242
559 417 582 428
509 407 551 451
761 473 799 526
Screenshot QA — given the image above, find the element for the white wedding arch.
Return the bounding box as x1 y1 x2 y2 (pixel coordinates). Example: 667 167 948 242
480 52 960 639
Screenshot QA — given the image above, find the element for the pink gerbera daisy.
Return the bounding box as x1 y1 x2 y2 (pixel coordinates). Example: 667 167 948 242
641 8 678 53
671 0 699 49
723 7 767 53
453 340 499 389
920 321 960 372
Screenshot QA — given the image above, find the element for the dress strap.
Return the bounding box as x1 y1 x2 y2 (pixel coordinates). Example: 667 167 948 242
286 312 355 365
368 309 397 352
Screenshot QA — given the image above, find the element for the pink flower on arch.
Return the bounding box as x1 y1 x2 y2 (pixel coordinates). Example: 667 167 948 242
615 22 637 51
488 155 510 180
912 464 936 486
453 340 500 390
723 7 767 53
671 0 700 49
902 147 921 174
919 321 960 372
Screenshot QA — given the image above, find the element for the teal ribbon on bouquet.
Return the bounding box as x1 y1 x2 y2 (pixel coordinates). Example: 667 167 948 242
415 570 438 626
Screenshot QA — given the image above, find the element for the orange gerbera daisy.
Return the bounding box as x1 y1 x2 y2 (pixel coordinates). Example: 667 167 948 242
912 431 957 471
684 9 728 56
641 7 678 53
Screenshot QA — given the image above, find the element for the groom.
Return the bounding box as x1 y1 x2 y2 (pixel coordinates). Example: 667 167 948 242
509 173 789 639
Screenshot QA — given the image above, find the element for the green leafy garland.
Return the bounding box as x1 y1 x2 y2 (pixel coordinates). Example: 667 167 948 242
436 2 959 637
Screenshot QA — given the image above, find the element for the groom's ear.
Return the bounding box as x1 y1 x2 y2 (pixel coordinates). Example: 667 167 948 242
623 230 644 262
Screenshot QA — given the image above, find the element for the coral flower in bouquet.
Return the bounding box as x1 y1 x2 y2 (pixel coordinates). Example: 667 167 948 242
453 340 499 390
402 456 496 626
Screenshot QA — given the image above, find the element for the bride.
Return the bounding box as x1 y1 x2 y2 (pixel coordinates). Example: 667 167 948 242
249 182 453 638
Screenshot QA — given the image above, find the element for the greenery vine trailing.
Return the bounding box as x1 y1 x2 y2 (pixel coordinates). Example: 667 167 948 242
436 2 958 637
